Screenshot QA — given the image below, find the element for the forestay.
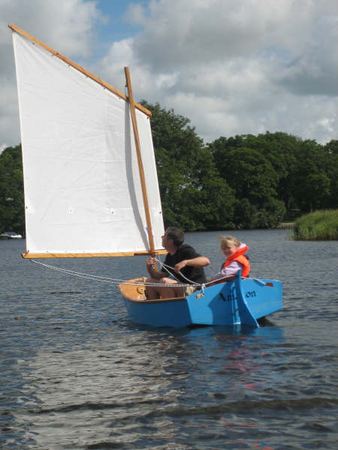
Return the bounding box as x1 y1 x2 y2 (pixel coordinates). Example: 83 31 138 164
12 30 164 257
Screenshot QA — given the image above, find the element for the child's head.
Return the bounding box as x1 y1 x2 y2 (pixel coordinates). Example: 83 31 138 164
220 235 240 256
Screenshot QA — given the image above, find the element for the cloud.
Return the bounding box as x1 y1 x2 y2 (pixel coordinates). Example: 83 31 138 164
1 0 100 56
277 15 338 96
96 0 337 144
130 0 294 69
0 0 101 147
1 0 337 148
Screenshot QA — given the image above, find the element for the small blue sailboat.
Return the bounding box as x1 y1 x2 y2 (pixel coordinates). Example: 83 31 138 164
11 24 283 329
120 273 282 328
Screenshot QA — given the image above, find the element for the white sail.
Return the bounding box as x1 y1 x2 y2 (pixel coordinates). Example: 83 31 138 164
12 30 164 257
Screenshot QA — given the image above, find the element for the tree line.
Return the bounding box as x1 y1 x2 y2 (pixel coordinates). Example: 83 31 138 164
1 102 338 235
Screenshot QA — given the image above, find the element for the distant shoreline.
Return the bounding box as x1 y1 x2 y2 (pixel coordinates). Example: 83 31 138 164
277 222 295 229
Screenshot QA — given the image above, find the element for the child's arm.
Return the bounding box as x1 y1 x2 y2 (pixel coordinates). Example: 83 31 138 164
220 260 242 277
208 261 242 285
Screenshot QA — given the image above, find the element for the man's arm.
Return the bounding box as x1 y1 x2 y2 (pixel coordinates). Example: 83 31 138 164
175 256 210 272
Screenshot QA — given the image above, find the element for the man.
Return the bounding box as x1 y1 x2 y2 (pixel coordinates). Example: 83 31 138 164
145 227 210 299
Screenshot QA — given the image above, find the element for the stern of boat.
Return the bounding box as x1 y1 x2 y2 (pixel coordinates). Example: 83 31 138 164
118 278 192 327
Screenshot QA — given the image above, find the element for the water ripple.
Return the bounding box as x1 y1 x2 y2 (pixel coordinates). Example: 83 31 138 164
1 233 338 450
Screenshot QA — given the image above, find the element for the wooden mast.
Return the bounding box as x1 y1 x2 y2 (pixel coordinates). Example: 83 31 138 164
124 67 156 255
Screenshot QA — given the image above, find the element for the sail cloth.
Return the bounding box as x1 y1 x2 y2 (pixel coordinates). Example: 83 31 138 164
12 30 165 256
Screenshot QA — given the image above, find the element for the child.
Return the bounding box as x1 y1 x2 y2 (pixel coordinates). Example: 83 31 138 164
211 235 251 282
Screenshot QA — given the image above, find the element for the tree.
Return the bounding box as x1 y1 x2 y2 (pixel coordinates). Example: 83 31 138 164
1 114 336 233
209 141 285 227
289 140 332 212
241 132 300 212
0 145 25 235
323 140 338 209
143 102 236 230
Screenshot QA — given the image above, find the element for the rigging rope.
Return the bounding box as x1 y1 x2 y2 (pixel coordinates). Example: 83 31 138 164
153 258 200 285
30 259 240 288
30 259 192 288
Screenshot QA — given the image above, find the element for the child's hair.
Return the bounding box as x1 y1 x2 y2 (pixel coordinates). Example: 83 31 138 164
220 235 241 250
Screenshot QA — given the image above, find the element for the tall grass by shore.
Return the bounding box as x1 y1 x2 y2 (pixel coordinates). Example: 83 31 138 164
293 210 338 240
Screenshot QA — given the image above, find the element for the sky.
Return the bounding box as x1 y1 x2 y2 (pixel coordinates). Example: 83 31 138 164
0 0 337 151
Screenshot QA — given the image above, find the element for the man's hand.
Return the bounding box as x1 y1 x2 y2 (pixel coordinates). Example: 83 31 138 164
146 257 157 275
162 277 178 285
175 259 188 272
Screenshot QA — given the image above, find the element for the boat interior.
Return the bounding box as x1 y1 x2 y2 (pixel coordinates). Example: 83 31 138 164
119 278 186 303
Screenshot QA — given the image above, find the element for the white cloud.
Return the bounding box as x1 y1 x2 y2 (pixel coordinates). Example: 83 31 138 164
1 0 337 148
0 0 101 147
1 0 100 56
118 0 338 143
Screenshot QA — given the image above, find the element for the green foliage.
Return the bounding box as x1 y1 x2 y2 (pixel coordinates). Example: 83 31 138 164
293 210 338 240
288 140 332 212
0 145 24 235
323 140 338 209
209 133 338 225
143 102 235 230
237 132 300 211
209 139 286 228
233 197 286 230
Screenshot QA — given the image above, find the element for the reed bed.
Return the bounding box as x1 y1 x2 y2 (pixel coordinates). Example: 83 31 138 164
293 209 338 240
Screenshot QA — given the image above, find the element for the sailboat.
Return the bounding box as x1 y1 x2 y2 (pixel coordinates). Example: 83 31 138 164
10 24 283 328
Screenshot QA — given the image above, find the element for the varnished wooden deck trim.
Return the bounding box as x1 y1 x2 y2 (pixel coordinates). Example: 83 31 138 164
119 278 186 303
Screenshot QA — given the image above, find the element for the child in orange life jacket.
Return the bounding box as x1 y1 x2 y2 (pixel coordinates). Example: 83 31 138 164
211 236 251 282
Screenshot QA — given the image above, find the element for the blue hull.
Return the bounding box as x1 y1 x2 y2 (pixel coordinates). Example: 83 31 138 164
122 275 283 328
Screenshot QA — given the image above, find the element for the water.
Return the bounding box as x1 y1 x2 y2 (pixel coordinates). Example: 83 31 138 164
0 230 337 449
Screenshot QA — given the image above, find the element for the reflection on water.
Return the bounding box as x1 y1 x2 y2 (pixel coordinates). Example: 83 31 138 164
1 231 338 449
13 326 285 449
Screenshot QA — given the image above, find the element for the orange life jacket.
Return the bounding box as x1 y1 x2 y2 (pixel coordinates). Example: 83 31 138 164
221 244 251 277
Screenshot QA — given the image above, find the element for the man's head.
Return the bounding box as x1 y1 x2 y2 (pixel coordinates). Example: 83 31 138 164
162 227 184 249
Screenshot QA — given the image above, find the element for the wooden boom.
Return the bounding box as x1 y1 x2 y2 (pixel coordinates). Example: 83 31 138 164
21 250 167 259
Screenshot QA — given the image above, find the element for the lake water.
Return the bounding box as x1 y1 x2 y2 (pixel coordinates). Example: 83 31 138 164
0 230 337 449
